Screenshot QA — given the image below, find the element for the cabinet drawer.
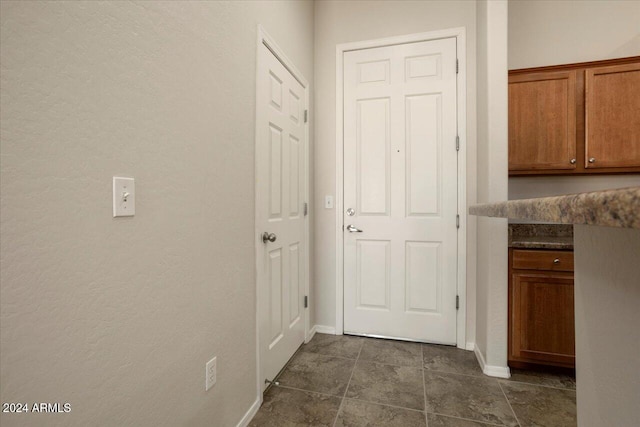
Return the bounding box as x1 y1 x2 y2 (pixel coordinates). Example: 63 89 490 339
512 249 574 272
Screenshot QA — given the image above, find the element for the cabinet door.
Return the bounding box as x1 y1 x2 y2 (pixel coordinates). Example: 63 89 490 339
511 272 575 367
509 71 577 171
585 63 640 168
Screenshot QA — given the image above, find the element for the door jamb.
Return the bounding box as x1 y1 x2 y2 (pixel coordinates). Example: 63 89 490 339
335 28 467 349
254 25 311 403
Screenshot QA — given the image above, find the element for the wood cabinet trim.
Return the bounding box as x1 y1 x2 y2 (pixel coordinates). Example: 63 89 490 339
509 70 578 84
512 249 574 272
509 56 640 75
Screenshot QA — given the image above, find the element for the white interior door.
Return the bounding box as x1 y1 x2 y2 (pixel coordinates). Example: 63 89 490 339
343 37 458 344
256 41 306 388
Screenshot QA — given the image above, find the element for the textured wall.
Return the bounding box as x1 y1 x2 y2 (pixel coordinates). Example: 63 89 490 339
509 0 640 70
574 226 640 426
474 0 509 372
508 0 640 201
313 0 478 344
0 1 313 426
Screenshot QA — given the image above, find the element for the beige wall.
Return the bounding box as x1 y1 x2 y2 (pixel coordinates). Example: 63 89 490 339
508 0 640 200
509 0 640 69
509 175 640 200
313 0 478 345
475 0 509 372
574 226 640 426
0 1 313 426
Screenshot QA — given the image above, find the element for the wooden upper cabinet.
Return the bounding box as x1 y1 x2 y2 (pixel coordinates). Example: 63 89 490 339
585 63 640 169
509 71 577 171
509 56 640 175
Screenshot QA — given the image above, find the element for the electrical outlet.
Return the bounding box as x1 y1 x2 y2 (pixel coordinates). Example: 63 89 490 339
205 357 217 391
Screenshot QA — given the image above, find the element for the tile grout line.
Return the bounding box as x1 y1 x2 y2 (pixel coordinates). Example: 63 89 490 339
502 378 577 392
427 412 507 427
331 338 364 427
422 344 429 427
498 379 523 427
342 396 426 414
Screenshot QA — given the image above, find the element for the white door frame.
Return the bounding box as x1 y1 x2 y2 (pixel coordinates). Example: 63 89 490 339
335 28 467 349
254 25 311 401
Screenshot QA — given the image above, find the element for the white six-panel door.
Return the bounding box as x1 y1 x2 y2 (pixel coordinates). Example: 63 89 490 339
256 42 306 388
343 37 458 344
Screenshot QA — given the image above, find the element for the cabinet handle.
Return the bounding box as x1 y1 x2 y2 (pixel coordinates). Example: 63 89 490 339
570 158 576 164
588 157 596 163
553 258 561 264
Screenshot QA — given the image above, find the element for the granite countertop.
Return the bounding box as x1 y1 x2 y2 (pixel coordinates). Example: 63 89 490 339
508 224 574 250
469 187 640 229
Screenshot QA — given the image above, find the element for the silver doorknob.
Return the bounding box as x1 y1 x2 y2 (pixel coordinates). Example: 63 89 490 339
589 157 596 163
262 232 277 243
570 158 576 164
346 208 355 216
346 224 363 233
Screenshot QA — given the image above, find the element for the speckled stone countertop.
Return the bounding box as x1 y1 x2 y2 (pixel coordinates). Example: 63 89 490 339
509 224 574 250
469 187 640 229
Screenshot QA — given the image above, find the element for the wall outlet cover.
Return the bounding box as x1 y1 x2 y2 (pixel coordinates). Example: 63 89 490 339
113 177 135 217
205 356 217 391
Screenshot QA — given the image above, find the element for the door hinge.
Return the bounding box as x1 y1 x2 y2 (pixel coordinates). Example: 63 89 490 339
304 295 308 308
456 135 460 151
303 202 308 216
456 214 460 229
304 110 308 123
456 59 459 74
456 295 460 310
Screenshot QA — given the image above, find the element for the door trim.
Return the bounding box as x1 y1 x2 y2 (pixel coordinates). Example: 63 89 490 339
254 25 310 402
335 28 467 349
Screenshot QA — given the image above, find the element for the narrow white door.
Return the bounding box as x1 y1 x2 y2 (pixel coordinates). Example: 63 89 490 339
343 37 458 344
256 42 306 388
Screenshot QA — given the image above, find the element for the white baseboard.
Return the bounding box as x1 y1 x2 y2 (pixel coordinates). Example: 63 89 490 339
313 325 337 335
236 396 261 427
474 346 511 379
465 342 475 351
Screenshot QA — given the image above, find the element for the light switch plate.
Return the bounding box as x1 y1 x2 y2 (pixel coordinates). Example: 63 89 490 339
325 195 333 209
113 177 135 217
205 356 217 391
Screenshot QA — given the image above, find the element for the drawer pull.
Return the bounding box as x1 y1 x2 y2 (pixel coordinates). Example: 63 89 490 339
553 258 561 264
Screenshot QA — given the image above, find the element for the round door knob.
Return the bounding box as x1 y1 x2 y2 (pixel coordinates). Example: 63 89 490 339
589 157 596 163
262 232 277 243
346 208 355 216
570 158 576 165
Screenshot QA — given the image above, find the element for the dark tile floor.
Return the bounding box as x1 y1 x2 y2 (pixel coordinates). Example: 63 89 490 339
249 334 577 427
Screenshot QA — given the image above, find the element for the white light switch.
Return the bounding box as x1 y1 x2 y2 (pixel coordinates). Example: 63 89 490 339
325 195 333 209
113 177 135 217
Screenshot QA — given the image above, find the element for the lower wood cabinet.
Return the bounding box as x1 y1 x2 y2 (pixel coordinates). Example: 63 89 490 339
508 248 575 369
